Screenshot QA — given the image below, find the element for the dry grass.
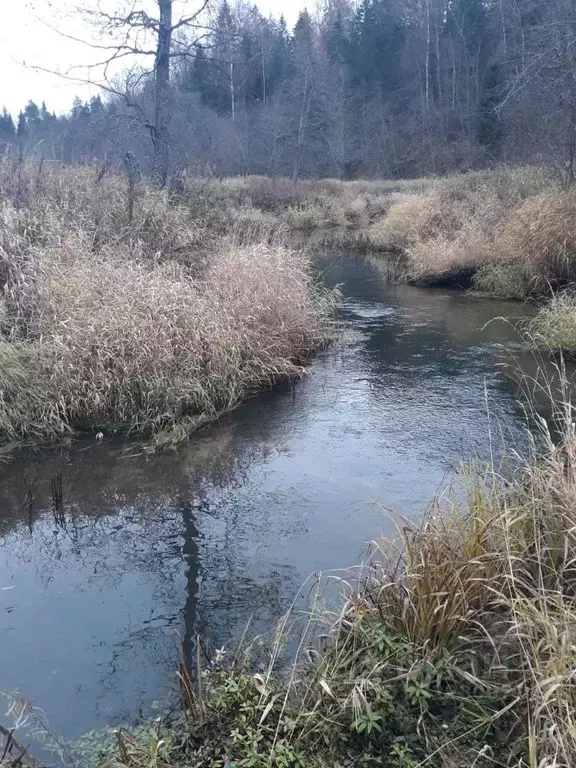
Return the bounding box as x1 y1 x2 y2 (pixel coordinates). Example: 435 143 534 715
285 204 329 231
366 166 562 288
404 226 491 283
530 293 576 353
499 190 576 290
472 189 576 300
184 174 439 247
0 163 334 445
367 192 459 251
350 423 576 767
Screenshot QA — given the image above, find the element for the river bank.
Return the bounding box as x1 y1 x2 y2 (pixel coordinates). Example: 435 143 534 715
0 256 546 766
2 160 575 454
92 403 576 768
180 165 576 357
179 165 576 354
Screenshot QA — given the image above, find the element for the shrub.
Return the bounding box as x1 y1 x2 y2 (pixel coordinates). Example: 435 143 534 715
529 292 576 352
499 190 576 293
473 261 531 298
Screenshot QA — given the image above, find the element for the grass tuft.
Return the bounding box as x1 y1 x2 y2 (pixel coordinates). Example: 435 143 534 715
0 163 335 446
529 292 576 353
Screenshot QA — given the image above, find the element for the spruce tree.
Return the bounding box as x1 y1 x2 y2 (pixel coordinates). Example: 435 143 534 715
477 59 505 154
16 111 27 144
0 108 15 143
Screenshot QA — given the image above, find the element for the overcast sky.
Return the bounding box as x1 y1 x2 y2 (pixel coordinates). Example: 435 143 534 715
1 0 305 117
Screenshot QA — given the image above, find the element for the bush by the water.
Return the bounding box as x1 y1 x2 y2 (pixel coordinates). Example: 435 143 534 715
530 293 576 353
0 163 333 445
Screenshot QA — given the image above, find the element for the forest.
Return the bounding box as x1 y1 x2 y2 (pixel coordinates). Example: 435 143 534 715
1 0 575 181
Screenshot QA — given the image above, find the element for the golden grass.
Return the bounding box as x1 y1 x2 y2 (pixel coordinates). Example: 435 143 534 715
368 166 562 288
0 163 334 445
499 190 576 289
405 226 491 282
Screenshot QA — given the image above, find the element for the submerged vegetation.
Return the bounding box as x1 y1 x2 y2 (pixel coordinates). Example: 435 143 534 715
57 387 576 768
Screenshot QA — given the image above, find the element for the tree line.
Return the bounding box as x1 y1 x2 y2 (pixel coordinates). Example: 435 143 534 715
3 0 576 182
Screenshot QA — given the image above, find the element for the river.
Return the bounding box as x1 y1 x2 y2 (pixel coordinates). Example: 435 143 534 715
0 255 542 749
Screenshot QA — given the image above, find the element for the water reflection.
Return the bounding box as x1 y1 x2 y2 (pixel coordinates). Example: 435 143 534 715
0 255 545 745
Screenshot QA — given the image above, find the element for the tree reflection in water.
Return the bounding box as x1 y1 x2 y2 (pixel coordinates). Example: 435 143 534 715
0 411 305 741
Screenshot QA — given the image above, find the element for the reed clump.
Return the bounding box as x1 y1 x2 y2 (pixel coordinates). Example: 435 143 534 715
365 166 562 289
0 162 334 445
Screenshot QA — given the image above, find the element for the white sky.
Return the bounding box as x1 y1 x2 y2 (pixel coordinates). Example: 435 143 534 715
0 0 305 117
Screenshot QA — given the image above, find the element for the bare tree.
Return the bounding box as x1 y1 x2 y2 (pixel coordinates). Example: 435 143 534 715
36 0 213 186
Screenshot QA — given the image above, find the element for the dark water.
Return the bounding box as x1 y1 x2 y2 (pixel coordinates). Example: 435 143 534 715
0 256 539 746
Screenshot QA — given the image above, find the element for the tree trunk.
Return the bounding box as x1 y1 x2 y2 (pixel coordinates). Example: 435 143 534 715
424 0 431 112
152 0 173 188
292 66 311 183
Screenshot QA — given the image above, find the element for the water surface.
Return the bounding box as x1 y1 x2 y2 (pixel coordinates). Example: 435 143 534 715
0 255 539 746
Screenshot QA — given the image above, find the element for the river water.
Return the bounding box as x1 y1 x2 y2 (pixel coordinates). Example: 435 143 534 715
0 255 541 747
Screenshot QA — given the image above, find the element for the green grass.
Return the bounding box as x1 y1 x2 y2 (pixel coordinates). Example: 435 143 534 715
530 293 576 353
472 262 531 299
